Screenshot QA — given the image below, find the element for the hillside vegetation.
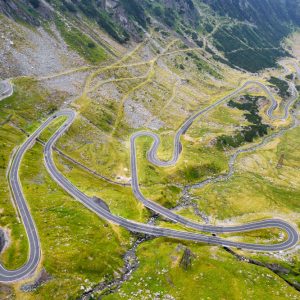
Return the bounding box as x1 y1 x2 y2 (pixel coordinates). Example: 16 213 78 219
1 0 300 71
0 1 300 299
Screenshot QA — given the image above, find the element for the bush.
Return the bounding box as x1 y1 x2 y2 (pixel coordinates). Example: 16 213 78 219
55 18 107 64
268 76 291 99
79 2 98 19
62 0 77 13
29 0 40 9
153 6 163 17
87 42 96 48
164 8 177 27
97 12 130 44
217 96 270 149
120 0 147 28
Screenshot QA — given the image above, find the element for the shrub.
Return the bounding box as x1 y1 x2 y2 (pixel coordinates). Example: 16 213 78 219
217 96 270 149
29 0 40 9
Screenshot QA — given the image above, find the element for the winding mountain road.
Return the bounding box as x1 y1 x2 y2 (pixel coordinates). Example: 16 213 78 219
130 78 299 233
0 68 299 283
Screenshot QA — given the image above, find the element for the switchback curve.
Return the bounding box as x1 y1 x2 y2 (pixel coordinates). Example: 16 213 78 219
0 72 299 283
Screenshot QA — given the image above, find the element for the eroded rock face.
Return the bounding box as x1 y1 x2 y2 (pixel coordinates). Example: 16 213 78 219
0 17 85 78
124 98 165 130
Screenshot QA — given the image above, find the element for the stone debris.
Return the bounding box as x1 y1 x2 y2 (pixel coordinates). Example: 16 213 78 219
124 98 165 130
21 269 52 292
0 18 84 78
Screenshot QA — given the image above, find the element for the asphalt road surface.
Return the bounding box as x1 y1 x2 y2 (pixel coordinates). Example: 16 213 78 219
0 111 69 282
0 73 299 283
130 79 298 226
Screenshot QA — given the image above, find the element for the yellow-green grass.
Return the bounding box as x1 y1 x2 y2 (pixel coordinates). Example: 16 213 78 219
0 124 28 269
75 95 118 133
141 184 182 210
53 151 149 223
0 111 144 298
153 218 209 234
168 206 205 223
176 139 228 184
55 18 107 65
39 117 67 141
204 102 249 127
15 141 128 299
132 136 182 208
89 62 151 88
191 172 300 220
0 78 66 133
102 239 300 300
220 228 286 245
0 78 69 270
189 124 300 221
48 118 292 284
55 115 132 182
247 246 300 290
135 134 228 189
236 126 300 190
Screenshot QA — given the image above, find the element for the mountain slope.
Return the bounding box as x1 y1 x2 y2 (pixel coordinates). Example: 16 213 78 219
1 0 299 72
1 1 300 299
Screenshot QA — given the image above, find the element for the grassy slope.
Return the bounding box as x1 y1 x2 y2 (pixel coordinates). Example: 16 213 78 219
17 140 126 299
103 239 300 300
64 29 300 298
0 124 28 269
0 14 299 300
0 77 129 300
0 77 68 269
55 18 107 65
191 126 300 219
